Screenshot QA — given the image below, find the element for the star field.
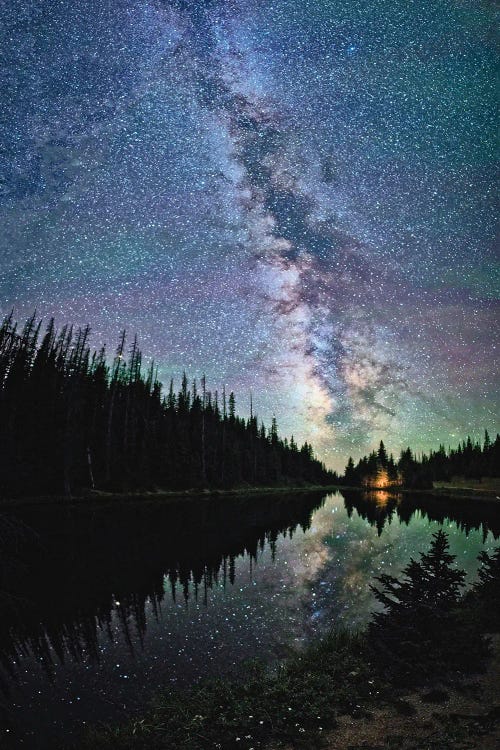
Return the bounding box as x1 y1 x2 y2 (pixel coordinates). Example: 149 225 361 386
1 0 498 469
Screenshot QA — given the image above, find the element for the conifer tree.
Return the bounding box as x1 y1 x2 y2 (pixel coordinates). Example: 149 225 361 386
377 440 388 467
468 546 500 631
344 456 356 485
228 392 235 421
369 530 485 681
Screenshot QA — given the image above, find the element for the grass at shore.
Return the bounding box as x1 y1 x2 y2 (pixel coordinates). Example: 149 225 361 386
73 628 500 750
75 630 380 750
434 477 500 492
430 477 500 503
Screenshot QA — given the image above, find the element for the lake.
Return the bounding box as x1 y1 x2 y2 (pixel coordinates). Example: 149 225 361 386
1 490 499 748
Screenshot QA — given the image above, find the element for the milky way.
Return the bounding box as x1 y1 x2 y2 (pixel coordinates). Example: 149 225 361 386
1 0 498 469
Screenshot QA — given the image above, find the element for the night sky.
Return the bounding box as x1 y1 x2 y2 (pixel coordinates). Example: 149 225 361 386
1 0 498 469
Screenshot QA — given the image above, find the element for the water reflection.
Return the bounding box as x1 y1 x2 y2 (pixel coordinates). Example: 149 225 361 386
0 493 325 680
0 490 498 746
301 491 499 634
342 490 500 541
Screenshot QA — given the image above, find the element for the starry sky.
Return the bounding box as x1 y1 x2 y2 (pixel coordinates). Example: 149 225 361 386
1 0 498 469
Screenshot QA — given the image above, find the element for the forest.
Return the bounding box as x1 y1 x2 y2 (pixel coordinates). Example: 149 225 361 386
0 313 333 497
342 432 500 489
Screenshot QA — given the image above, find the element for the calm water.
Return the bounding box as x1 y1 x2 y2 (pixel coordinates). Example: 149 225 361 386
1 490 499 748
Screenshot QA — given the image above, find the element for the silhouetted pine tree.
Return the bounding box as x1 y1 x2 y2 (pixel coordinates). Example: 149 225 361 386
466 546 500 632
368 530 486 682
377 440 388 467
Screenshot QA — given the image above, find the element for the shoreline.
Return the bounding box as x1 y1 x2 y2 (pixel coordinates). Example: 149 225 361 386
1 482 499 509
73 627 500 750
340 484 500 505
0 484 337 508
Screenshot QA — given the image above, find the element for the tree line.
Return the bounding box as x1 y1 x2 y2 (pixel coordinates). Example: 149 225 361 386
0 313 333 497
342 432 500 490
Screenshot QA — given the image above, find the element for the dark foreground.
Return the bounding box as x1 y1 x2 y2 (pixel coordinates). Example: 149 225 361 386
1 491 499 749
74 635 500 750
71 533 500 750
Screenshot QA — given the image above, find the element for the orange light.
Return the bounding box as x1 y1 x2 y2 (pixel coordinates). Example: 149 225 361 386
373 468 390 488
373 490 390 504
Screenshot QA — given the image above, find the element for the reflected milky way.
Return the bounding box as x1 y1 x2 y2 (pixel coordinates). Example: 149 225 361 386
1 491 498 746
1 1 498 469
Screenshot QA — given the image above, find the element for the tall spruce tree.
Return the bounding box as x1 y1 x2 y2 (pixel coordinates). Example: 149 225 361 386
467 546 500 631
369 530 486 681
